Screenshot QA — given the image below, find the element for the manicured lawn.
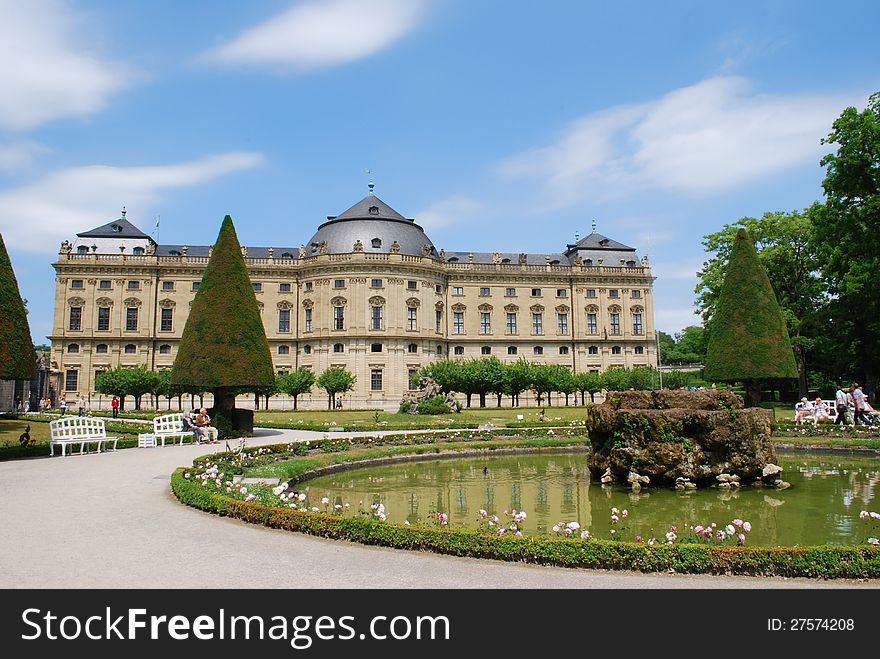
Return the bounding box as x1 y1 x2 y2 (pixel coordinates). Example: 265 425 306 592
253 405 590 429
0 418 51 447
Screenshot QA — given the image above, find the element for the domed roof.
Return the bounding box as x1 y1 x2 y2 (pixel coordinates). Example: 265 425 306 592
305 194 437 258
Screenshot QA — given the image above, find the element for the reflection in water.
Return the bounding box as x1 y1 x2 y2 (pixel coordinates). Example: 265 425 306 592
298 450 880 547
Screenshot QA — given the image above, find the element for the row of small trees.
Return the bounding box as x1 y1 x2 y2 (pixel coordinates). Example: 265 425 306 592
94 365 358 411
419 358 694 408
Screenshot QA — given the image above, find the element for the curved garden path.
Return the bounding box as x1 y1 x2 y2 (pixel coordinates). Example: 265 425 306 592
1 427 876 589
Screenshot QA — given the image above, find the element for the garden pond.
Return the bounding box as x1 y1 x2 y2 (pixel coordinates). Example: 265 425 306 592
292 449 880 546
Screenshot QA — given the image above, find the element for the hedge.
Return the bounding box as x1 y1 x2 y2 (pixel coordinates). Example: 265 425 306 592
171 438 880 579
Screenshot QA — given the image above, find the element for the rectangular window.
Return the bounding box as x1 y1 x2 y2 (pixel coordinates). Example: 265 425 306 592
371 369 383 391
97 307 110 331
586 289 596 298
70 279 84 289
127 281 140 290
557 289 568 298
371 278 383 288
408 280 418 290
587 313 598 335
334 306 344 331
505 287 516 297
279 283 291 293
252 283 262 293
371 343 382 353
453 311 465 334
371 305 383 330
65 369 78 392
408 307 417 331
452 286 464 296
531 288 542 297
479 287 490 296
305 308 313 332
610 313 620 335
609 289 619 298
557 313 568 334
532 313 543 335
192 282 200 292
480 312 491 334
481 346 491 355
435 309 442 333
69 307 82 331
633 313 643 336
160 308 173 332
279 309 291 333
334 279 345 289
631 290 641 299
305 282 313 292
99 280 111 289
506 312 517 334
435 284 442 294
408 370 418 390
162 281 174 291
126 307 138 332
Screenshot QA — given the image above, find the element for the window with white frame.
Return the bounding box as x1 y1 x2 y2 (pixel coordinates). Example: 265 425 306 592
453 311 464 334
532 312 543 335
480 312 491 334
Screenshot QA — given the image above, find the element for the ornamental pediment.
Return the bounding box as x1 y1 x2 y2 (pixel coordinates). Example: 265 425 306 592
477 303 493 312
406 298 421 308
504 304 519 313
123 297 142 308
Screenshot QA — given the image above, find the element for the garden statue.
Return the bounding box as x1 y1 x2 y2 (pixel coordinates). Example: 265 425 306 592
400 376 459 414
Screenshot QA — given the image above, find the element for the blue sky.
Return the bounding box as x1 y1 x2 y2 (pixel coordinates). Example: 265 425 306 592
1 0 877 344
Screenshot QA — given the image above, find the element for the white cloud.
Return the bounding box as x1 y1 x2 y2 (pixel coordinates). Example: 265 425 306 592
499 77 852 209
415 195 483 231
0 153 265 253
204 0 426 71
0 0 134 131
0 140 50 170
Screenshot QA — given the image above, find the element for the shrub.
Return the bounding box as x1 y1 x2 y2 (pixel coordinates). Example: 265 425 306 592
418 395 451 415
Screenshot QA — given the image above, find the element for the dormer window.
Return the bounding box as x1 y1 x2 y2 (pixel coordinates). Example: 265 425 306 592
448 257 459 263
371 238 382 249
77 245 89 253
369 206 379 215
133 247 145 255
281 252 294 259
111 224 122 233
585 259 593 266
169 250 181 256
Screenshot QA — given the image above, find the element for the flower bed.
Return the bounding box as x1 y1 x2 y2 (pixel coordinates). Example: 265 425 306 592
171 432 880 579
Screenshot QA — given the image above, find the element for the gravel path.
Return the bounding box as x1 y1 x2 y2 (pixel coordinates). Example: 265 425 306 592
1 427 876 589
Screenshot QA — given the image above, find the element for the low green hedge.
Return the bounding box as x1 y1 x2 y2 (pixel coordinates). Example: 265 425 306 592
172 436 880 579
171 468 880 578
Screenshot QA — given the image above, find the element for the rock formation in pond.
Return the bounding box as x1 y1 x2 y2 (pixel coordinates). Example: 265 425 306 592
585 389 777 487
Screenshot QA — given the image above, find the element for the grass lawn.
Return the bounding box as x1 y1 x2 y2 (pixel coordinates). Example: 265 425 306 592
254 405 590 429
0 417 52 447
0 417 143 460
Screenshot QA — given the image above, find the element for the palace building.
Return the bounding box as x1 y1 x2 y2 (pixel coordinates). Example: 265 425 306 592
50 192 657 408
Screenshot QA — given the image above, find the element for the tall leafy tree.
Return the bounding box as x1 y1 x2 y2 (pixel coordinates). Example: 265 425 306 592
277 368 316 411
503 359 532 407
0 233 36 381
697 210 824 397
171 216 274 432
816 92 880 397
316 367 356 410
703 229 797 406
573 371 603 404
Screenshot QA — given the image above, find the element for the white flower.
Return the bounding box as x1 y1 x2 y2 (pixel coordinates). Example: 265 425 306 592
742 521 752 532
621 509 628 518
580 530 590 539
868 538 879 545
725 524 735 536
552 524 561 533
298 493 307 502
321 497 330 505
567 521 580 531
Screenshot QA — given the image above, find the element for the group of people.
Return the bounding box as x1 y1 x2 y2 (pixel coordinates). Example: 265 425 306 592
56 396 88 417
183 408 217 444
795 383 875 426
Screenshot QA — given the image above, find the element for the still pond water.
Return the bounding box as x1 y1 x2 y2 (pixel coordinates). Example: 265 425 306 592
299 450 880 546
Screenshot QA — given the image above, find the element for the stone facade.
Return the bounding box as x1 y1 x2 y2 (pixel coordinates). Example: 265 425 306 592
49 195 657 409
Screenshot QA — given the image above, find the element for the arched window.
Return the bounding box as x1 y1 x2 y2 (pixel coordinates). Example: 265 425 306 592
333 343 344 353
559 346 569 355
533 346 544 355
77 245 89 254
611 346 622 355
588 346 598 355
408 343 418 354
159 344 172 355
133 247 145 255
371 238 382 249
95 344 108 354
453 346 464 355
124 344 137 354
635 346 644 355
507 346 518 355
481 346 491 355
303 345 312 355
436 345 444 356
281 252 294 259
66 343 79 353
278 345 290 355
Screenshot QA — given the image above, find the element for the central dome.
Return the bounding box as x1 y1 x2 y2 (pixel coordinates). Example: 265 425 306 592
305 195 438 258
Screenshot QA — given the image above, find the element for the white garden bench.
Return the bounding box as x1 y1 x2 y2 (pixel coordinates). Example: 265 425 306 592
49 417 119 456
153 413 218 446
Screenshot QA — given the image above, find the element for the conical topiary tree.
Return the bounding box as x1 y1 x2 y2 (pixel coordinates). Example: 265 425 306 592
0 233 36 381
171 216 274 434
704 229 797 406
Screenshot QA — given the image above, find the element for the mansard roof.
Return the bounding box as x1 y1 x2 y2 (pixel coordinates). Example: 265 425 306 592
77 217 153 241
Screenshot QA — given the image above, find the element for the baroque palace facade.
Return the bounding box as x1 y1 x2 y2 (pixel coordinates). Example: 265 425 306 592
50 193 657 408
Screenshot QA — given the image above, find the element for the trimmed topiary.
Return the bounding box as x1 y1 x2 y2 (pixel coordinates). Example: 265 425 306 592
171 216 274 435
704 229 797 406
0 233 36 380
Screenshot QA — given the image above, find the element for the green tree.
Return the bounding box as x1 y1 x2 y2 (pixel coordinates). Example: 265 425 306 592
154 370 182 410
601 366 631 392
504 359 532 407
529 364 556 406
465 357 506 408
816 92 880 397
697 209 824 396
657 331 676 365
551 365 576 405
95 369 126 409
629 366 656 391
573 371 603 404
171 216 274 433
703 229 798 406
419 360 463 395
316 367 356 410
0 233 36 381
96 366 158 410
277 368 316 411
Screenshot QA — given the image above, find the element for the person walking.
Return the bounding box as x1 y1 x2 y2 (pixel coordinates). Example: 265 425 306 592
77 395 85 417
851 383 868 425
111 396 120 418
835 385 849 425
59 397 67 416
